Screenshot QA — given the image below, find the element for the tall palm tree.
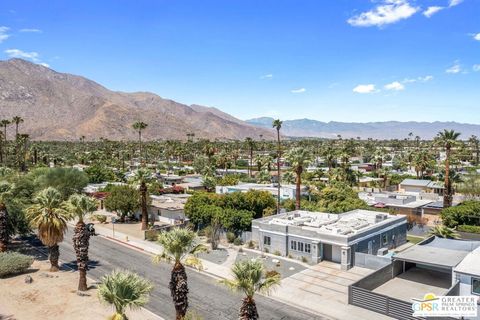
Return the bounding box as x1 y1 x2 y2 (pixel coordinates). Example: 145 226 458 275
286 147 312 210
131 169 152 230
132 121 148 165
98 270 153 320
67 194 98 291
272 119 282 214
0 119 10 165
245 137 255 178
220 259 281 320
154 228 207 320
428 225 460 239
436 130 461 208
12 116 24 138
27 187 69 272
0 182 12 252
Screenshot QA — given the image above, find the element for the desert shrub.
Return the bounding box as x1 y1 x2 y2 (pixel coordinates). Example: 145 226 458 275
273 250 281 256
301 256 308 263
226 232 236 243
265 270 281 278
144 229 159 241
238 247 243 253
247 240 255 249
0 252 34 277
94 215 107 223
458 225 480 234
264 248 269 253
233 237 243 246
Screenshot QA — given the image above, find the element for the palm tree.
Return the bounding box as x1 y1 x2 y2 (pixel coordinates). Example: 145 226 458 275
469 135 479 165
98 270 153 320
436 130 461 208
154 228 207 320
132 121 148 165
286 147 312 210
245 137 255 178
0 119 10 165
132 169 152 230
272 119 282 214
27 187 69 272
0 182 12 252
67 194 98 291
12 116 24 138
428 225 460 239
220 259 281 320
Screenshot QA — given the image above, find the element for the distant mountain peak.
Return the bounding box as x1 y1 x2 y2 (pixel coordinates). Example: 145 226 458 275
0 58 274 141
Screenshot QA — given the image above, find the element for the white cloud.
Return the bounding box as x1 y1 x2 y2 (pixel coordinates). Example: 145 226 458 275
423 6 444 17
446 61 461 74
291 88 306 93
353 84 376 94
473 65 480 72
404 75 434 83
4 48 50 68
260 74 273 79
0 26 10 43
19 28 42 33
384 81 405 91
473 33 480 41
347 0 419 27
449 0 463 7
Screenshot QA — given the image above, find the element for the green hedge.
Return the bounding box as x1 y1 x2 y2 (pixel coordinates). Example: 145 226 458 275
441 201 480 228
0 252 34 277
458 225 480 234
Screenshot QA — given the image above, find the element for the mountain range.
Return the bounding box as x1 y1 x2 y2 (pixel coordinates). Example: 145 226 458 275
1 58 478 141
246 117 480 140
0 58 273 141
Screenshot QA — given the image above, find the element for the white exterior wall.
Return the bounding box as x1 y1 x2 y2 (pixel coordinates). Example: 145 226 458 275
332 245 341 263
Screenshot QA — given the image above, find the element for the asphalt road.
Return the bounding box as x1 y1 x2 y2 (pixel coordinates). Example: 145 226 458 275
29 230 325 320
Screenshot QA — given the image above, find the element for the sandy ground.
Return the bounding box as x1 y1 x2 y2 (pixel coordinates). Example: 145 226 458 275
0 260 161 320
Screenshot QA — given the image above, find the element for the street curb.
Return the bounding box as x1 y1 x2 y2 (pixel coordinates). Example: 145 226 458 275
105 235 145 251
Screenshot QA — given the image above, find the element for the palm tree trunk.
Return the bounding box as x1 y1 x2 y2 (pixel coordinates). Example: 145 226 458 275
49 244 60 272
295 169 302 210
0 203 8 252
276 129 281 215
140 182 148 230
239 296 259 320
73 221 90 291
169 262 189 320
444 147 452 208
138 131 143 165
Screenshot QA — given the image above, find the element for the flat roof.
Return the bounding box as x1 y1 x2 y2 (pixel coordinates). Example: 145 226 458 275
454 247 480 276
394 237 480 268
258 209 404 236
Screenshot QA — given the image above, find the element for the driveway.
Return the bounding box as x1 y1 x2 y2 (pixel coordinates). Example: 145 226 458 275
271 261 393 320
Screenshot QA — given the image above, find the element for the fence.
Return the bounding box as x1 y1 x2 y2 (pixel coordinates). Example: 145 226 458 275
353 252 391 270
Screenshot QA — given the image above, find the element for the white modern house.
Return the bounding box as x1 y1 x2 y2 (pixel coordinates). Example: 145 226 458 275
216 183 307 200
454 246 480 301
252 209 407 270
148 194 190 224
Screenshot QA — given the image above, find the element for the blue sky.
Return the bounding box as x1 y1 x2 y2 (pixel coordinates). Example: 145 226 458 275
0 0 479 123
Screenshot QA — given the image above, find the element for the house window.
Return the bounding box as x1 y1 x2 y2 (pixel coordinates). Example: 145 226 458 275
472 278 480 295
263 236 271 246
291 241 297 251
298 242 304 252
305 243 311 253
382 234 388 246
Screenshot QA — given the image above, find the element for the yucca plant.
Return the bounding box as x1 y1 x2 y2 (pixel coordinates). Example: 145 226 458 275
67 194 98 291
154 228 207 320
220 259 281 320
27 187 69 271
428 225 460 239
98 270 153 320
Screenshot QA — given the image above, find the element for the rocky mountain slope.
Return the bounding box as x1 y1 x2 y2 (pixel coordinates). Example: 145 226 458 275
0 59 273 141
247 117 480 140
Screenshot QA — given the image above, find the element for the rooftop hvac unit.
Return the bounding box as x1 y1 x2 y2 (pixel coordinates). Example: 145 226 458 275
377 248 389 256
294 213 300 218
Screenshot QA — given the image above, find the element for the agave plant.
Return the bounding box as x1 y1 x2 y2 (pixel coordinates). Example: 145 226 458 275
27 187 69 271
67 194 98 291
98 270 153 320
154 228 207 320
428 225 460 239
220 259 281 320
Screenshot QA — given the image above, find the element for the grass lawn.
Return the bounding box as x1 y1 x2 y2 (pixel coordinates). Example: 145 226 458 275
407 235 425 244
